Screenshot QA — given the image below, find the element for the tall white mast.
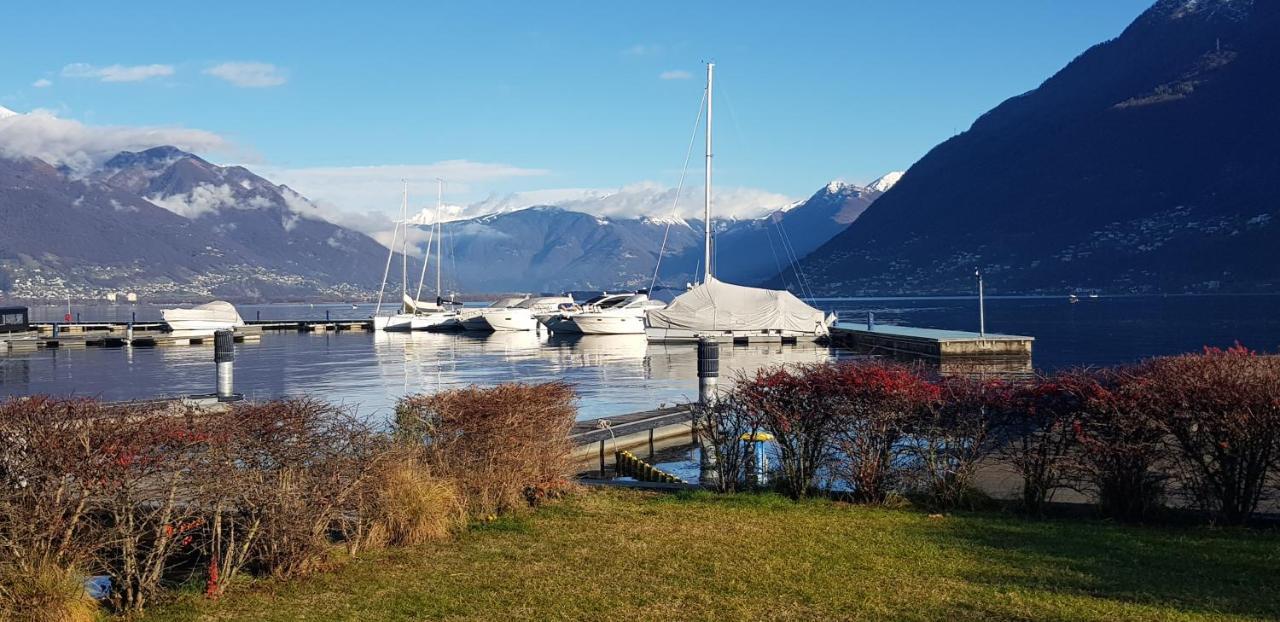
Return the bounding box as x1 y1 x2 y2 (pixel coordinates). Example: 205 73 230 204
435 178 444 298
703 62 714 284
400 180 408 304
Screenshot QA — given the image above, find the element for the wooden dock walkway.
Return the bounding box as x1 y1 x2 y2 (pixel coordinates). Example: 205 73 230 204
830 322 1033 357
2 319 372 353
570 405 695 475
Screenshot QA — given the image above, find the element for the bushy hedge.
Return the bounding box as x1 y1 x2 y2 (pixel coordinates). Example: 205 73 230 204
0 381 579 618
697 346 1280 524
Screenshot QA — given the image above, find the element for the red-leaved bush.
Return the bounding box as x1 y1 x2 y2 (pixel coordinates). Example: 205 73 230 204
1068 369 1168 522
1130 345 1280 524
826 362 940 504
735 365 843 498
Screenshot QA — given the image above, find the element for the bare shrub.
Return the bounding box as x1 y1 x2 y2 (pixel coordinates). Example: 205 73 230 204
690 394 764 492
905 376 998 510
825 362 940 505
1068 368 1168 522
0 398 109 586
91 405 210 612
206 400 383 582
735 365 841 499
990 374 1086 515
395 382 576 519
0 559 99 622
1133 346 1280 524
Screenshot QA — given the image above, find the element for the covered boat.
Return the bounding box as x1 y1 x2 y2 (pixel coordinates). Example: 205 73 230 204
644 278 830 342
162 301 245 333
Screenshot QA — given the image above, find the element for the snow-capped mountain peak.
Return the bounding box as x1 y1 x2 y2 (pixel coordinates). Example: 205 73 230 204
0 105 19 119
825 180 850 194
868 171 904 193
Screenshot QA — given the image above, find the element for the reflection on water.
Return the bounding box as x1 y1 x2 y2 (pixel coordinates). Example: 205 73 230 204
8 294 1280 420
1 329 842 421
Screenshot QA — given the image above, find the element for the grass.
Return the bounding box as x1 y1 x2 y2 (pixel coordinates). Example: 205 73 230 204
144 488 1280 621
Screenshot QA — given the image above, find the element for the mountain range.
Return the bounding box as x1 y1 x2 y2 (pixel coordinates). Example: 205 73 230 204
781 0 1280 295
0 146 416 301
432 176 897 293
0 135 896 299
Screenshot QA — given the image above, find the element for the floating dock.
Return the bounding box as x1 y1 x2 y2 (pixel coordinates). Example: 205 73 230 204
829 322 1034 375
829 322 1033 358
2 319 373 353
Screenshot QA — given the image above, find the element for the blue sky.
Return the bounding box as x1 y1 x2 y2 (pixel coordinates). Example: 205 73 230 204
1 1 1153 223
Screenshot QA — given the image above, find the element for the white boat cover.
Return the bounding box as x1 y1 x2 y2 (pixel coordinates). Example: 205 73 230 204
645 278 826 335
161 300 245 326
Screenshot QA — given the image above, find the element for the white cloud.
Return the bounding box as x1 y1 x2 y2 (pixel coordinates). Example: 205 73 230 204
623 43 663 56
204 62 287 88
0 108 231 173
659 70 691 80
61 63 174 83
146 183 237 218
32 78 52 88
466 182 794 222
255 161 549 223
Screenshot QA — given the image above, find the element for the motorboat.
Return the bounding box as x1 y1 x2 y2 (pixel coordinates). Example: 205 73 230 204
481 295 574 331
162 300 245 334
452 295 530 331
644 63 832 343
572 292 667 335
536 292 634 334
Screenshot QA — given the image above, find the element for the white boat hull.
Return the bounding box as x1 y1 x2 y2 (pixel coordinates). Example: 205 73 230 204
456 309 492 331
573 313 647 335
538 313 581 334
644 326 828 343
162 301 245 334
164 320 241 333
481 308 537 331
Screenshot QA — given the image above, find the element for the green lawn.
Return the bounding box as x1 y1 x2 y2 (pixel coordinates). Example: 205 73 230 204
146 488 1280 621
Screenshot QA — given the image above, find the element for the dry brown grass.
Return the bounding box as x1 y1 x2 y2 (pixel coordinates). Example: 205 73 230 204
0 560 99 622
363 453 466 548
395 382 577 519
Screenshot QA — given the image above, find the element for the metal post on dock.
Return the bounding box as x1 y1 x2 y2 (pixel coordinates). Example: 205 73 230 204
975 268 986 339
696 336 720 486
131 311 136 324
125 322 134 346
867 311 874 331
214 329 236 401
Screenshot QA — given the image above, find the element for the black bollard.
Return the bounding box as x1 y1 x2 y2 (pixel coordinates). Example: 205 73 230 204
697 336 719 406
696 336 720 486
214 330 235 400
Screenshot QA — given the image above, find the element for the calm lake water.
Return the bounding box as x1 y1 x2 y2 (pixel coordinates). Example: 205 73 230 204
4 295 1279 421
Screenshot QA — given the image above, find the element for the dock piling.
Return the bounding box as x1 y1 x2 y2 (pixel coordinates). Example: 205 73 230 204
214 329 235 400
696 336 720 487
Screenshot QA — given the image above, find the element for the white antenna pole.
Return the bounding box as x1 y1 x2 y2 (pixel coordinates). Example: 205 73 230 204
703 62 714 284
436 178 444 298
976 268 986 338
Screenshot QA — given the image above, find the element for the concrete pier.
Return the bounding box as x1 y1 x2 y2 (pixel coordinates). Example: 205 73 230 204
829 322 1033 358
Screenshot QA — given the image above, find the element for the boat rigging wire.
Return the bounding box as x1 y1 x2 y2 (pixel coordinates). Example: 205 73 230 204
649 87 708 293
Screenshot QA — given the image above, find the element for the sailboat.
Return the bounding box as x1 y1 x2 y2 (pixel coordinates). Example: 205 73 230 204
645 63 833 343
402 179 461 329
373 180 422 330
